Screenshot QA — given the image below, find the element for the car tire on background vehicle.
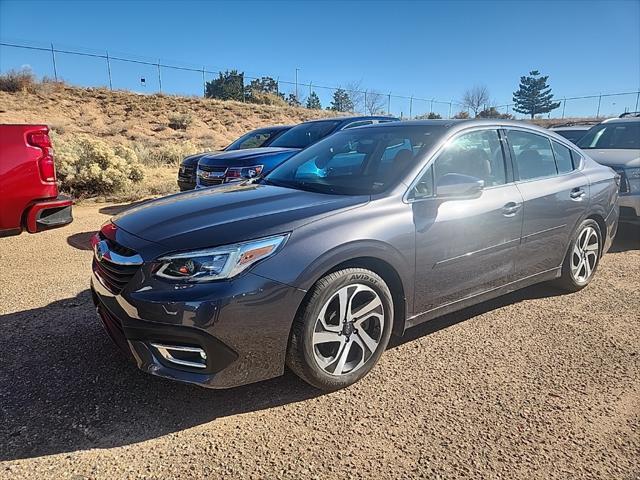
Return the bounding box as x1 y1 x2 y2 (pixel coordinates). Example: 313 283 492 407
286 268 393 391
554 219 602 292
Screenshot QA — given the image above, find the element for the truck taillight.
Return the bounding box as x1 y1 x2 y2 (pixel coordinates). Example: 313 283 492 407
27 130 56 182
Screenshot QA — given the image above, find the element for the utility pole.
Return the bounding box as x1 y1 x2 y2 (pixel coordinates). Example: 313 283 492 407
295 68 300 101
50 43 58 81
562 98 566 119
596 94 602 117
202 67 206 97
157 59 162 93
106 50 113 91
387 92 391 115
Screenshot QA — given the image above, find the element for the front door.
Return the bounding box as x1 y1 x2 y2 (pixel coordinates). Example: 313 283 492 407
411 128 524 314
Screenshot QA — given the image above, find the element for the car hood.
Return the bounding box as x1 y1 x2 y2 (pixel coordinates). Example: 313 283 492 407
584 149 640 168
181 151 222 168
198 147 301 167
113 183 368 252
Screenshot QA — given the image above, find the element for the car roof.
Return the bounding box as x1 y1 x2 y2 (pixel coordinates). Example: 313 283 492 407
550 125 592 131
601 117 640 124
301 115 399 125
362 118 580 138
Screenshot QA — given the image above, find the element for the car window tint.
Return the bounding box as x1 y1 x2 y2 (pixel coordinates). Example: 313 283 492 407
434 129 506 187
343 120 373 129
411 165 434 198
552 140 574 174
507 130 557 181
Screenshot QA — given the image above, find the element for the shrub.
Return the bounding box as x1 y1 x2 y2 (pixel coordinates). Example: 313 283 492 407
0 68 37 93
247 91 288 107
168 113 192 130
54 135 144 196
134 140 200 166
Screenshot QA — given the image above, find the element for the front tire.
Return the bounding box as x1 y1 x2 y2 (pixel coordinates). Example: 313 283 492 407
286 268 393 391
555 219 602 292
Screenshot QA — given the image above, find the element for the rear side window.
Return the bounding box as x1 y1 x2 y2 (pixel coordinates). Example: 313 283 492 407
507 130 557 181
551 140 574 174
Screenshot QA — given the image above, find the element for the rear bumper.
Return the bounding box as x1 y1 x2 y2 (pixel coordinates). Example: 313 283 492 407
25 195 73 233
619 194 640 223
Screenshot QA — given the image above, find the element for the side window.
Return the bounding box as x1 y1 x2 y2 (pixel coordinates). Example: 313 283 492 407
551 140 574 174
343 120 373 129
411 165 434 198
507 130 557 181
434 130 507 187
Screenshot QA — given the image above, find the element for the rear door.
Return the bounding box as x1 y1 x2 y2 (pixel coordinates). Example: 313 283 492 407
505 129 589 278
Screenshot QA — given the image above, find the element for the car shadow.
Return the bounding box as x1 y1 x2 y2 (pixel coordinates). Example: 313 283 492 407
608 222 639 253
67 231 96 251
0 290 319 461
98 200 152 216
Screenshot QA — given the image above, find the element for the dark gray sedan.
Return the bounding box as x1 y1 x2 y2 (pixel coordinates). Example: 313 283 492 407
91 120 619 391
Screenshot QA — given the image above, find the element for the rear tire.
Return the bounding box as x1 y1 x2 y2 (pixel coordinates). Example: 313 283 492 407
554 219 602 292
286 268 393 391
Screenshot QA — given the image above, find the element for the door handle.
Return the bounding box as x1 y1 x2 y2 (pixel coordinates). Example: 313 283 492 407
570 188 586 200
502 202 521 216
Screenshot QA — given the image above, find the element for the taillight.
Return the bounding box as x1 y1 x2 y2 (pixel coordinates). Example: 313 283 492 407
27 129 56 182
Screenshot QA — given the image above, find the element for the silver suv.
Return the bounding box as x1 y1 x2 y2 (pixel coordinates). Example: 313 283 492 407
577 114 640 223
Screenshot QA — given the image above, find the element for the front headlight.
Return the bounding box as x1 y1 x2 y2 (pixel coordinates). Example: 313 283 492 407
155 234 288 282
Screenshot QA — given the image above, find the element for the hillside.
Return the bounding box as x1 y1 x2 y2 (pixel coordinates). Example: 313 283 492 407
0 84 336 200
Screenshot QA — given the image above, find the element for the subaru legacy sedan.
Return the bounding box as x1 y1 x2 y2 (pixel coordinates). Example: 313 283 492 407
91 120 618 391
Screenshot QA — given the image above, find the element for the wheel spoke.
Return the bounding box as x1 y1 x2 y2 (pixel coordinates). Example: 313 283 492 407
357 328 379 353
352 296 382 325
575 258 585 278
584 257 592 278
580 229 590 250
573 245 582 258
332 340 353 375
585 242 598 252
337 287 349 324
313 331 342 345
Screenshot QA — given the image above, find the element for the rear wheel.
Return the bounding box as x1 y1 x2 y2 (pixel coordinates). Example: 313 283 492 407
286 268 393 391
555 219 602 292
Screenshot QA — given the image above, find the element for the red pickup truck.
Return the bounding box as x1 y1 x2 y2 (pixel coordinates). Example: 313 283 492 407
0 124 73 237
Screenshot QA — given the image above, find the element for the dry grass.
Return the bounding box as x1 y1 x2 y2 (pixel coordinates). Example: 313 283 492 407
0 85 336 200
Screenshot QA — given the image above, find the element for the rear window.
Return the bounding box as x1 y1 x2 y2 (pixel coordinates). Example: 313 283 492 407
577 122 640 149
269 121 341 149
507 130 557 181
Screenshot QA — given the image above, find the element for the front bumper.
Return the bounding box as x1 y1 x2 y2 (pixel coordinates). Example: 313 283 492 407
177 176 196 191
25 194 73 233
91 267 306 389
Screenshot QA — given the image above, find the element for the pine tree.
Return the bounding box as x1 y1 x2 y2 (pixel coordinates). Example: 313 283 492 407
205 70 244 101
286 93 301 107
329 88 354 112
512 70 560 118
306 91 321 109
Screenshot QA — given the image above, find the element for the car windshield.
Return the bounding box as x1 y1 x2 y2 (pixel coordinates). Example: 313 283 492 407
268 121 341 149
577 122 640 149
264 125 447 195
226 128 282 150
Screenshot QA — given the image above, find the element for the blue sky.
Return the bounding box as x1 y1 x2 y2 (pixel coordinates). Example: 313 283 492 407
1 0 639 117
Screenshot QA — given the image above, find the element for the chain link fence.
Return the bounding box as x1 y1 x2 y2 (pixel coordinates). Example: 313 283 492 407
1 40 638 119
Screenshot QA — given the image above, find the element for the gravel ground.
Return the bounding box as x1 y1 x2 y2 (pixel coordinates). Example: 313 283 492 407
1 203 639 479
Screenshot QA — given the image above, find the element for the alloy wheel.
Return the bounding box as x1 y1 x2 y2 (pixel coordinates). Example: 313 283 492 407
570 225 599 283
311 284 385 376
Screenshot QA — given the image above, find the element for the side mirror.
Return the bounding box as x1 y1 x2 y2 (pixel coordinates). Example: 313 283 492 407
435 173 484 199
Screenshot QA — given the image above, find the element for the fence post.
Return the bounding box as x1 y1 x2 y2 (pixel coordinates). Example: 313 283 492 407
430 98 434 114
561 98 566 119
202 67 206 97
157 59 162 93
106 51 113 91
596 94 602 117
50 43 58 81
364 91 368 114
448 101 452 119
387 92 391 115
635 91 639 112
409 96 413 119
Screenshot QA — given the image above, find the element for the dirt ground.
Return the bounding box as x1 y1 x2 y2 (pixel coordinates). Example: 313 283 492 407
0 203 638 479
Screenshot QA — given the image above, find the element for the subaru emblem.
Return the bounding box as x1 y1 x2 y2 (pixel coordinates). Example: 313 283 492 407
95 240 109 261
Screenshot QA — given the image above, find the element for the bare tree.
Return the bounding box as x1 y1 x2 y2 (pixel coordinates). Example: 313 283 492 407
343 80 365 113
462 85 490 117
364 90 386 115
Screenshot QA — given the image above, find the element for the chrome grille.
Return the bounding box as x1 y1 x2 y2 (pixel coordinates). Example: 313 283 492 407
93 234 142 294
